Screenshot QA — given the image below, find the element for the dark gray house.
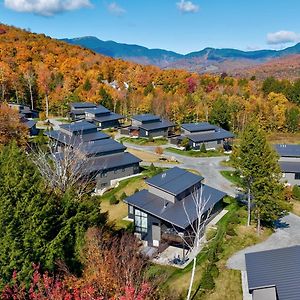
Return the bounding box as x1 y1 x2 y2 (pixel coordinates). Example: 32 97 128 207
125 167 226 247
22 118 39 136
245 246 300 300
275 144 300 186
45 121 141 192
171 122 234 150
84 105 124 129
69 102 97 121
124 114 175 138
8 103 39 119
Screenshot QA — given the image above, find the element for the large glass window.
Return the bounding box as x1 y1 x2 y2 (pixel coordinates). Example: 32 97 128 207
295 173 300 180
134 209 148 233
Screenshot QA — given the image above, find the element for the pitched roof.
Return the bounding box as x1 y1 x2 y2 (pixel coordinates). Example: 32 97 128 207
84 105 111 115
70 102 97 109
146 167 204 196
279 161 300 173
45 130 109 146
184 129 234 143
132 114 160 123
181 122 217 133
86 152 141 173
245 246 300 300
139 119 175 131
275 144 300 158
124 184 226 229
23 119 37 129
59 121 97 133
79 138 126 156
94 112 124 123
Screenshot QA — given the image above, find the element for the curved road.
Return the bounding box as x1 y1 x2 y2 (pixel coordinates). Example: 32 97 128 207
123 142 237 197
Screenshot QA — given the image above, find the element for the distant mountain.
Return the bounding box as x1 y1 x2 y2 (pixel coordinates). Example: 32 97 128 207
62 36 300 75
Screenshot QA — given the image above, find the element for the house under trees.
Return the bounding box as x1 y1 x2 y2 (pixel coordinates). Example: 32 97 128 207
124 167 226 248
170 122 234 151
121 113 175 138
45 120 141 192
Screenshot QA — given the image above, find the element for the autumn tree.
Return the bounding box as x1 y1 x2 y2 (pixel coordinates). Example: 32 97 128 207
0 104 28 147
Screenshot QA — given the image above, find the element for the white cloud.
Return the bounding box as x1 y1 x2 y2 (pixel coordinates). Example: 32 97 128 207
177 0 199 13
107 2 126 16
4 0 92 16
267 30 300 45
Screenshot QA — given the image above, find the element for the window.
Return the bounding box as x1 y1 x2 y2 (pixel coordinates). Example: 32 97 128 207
217 140 221 144
134 209 148 233
145 131 148 136
129 205 133 214
295 173 300 179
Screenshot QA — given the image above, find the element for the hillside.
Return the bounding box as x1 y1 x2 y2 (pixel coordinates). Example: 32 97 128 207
63 36 300 77
0 24 299 134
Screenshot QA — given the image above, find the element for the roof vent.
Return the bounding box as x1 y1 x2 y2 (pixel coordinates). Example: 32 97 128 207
162 173 166 179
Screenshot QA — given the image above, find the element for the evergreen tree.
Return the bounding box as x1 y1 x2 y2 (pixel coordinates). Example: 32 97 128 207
232 122 289 232
0 143 107 285
99 87 113 110
209 97 231 130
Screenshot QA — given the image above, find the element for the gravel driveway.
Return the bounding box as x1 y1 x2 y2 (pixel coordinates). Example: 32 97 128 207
123 142 237 197
227 213 300 271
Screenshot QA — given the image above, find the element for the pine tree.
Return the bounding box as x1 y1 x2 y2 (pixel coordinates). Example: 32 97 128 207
232 122 289 232
0 143 107 286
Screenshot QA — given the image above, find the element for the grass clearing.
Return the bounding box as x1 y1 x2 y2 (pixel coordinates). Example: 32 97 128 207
220 170 243 186
119 137 168 146
267 132 300 144
166 147 226 157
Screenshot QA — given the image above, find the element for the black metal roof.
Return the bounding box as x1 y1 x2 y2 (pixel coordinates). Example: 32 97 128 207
59 121 97 133
275 144 300 158
45 130 109 146
86 152 141 173
70 102 97 109
124 184 226 229
245 246 300 300
23 119 37 129
79 138 126 156
279 161 300 173
132 114 160 123
181 122 217 133
146 167 204 196
184 129 234 143
84 105 111 115
139 120 175 131
94 112 124 123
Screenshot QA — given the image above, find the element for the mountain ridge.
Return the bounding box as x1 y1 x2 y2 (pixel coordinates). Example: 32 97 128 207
62 36 300 74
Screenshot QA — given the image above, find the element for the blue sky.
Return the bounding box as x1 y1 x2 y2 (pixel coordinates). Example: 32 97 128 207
1 0 300 54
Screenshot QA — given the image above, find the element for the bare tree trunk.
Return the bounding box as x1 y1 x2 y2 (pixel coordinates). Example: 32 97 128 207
29 83 34 110
187 257 197 300
257 212 261 235
45 93 49 119
247 187 251 226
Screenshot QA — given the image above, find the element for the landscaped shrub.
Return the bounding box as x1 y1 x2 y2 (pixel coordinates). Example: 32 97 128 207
200 143 207 153
210 263 219 278
109 195 119 205
292 185 300 201
120 192 127 201
200 270 215 290
226 223 237 236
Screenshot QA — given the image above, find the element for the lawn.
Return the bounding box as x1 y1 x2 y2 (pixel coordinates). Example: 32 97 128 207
118 137 168 146
220 170 243 187
166 147 227 158
127 148 160 162
267 132 300 144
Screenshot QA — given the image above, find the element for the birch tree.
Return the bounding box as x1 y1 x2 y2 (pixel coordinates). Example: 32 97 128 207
175 186 213 300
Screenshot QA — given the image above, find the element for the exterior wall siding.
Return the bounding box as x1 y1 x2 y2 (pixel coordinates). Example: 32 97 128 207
282 172 300 186
148 186 176 203
190 140 223 150
139 128 168 138
96 164 140 189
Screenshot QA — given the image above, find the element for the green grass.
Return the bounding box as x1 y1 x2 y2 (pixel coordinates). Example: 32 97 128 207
118 137 168 146
220 170 243 186
55 118 71 123
166 147 227 157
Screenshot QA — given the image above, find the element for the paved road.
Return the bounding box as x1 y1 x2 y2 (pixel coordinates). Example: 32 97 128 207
227 213 300 271
123 142 237 197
